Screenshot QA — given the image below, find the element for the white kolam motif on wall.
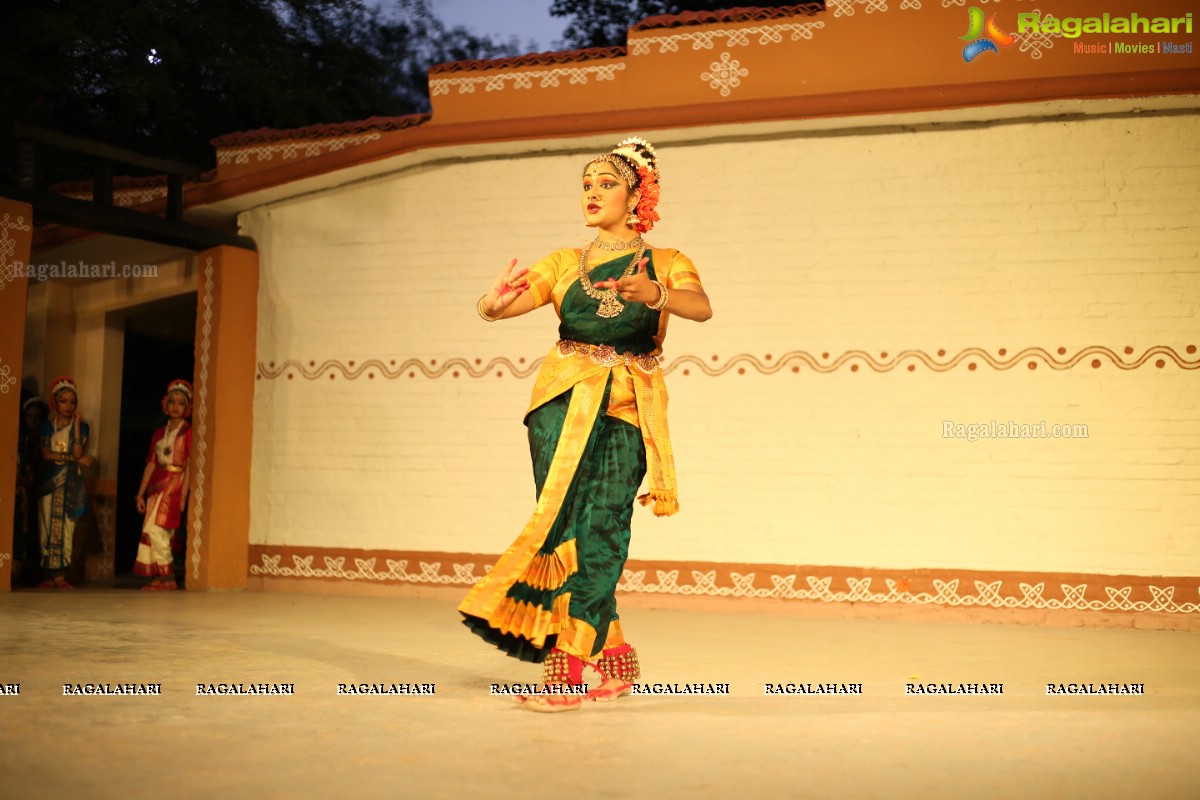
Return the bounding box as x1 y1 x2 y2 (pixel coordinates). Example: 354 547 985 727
217 133 384 166
630 21 825 55
190 257 214 581
0 212 32 291
828 0 890 16
701 52 750 97
430 63 626 96
250 554 487 585
1016 9 1060 59
0 357 17 394
58 188 169 207
248 552 1200 615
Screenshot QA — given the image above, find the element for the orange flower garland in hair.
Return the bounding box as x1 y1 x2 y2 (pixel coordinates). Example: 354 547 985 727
633 166 660 234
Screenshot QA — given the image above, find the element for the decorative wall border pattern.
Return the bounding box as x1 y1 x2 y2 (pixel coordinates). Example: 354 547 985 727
59 188 169 208
429 63 626 96
190 257 214 581
251 553 483 585
0 357 16 393
0 552 10 570
828 0 890 17
248 547 1200 615
256 345 1200 382
212 114 428 148
630 22 825 55
0 212 32 291
216 133 383 166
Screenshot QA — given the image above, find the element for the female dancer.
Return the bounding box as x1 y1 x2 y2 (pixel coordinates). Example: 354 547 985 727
134 379 193 590
37 377 92 588
459 138 712 711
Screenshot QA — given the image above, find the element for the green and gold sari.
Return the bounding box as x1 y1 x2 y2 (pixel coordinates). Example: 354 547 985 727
460 247 702 663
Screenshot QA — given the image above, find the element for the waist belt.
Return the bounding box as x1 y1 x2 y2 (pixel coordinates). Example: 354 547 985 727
556 339 660 374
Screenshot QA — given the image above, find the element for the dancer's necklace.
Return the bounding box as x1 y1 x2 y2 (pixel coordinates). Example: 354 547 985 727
592 235 643 252
578 239 648 318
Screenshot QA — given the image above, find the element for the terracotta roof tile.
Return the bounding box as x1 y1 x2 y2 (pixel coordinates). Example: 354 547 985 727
210 113 431 148
633 3 824 31
429 46 626 74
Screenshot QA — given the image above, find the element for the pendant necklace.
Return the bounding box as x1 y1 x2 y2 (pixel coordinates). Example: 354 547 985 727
578 238 648 318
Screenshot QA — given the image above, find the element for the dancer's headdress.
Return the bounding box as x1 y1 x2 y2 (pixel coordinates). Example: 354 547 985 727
162 378 194 418
165 379 193 400
50 376 78 399
586 137 662 233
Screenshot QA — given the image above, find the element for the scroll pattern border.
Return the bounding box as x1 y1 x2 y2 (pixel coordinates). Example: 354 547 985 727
0 212 32 292
256 345 1200 382
190 257 213 581
216 133 383 166
430 63 626 96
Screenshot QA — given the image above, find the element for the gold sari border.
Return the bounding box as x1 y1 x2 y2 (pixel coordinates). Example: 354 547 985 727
554 614 599 659
604 619 627 649
458 375 607 622
485 593 573 649
523 539 579 592
526 340 679 517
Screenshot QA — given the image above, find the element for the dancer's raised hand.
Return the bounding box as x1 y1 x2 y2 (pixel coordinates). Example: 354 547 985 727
482 259 531 316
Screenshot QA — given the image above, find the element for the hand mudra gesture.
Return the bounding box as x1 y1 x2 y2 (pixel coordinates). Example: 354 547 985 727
593 257 659 305
485 259 531 313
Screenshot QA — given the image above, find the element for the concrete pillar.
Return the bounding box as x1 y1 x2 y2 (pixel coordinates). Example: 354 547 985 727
0 200 33 591
186 246 258 589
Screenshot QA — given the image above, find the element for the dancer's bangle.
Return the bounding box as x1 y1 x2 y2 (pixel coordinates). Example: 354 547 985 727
647 280 668 311
477 296 500 322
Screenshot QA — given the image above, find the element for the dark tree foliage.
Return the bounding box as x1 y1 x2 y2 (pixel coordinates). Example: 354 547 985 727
550 0 814 50
0 0 517 184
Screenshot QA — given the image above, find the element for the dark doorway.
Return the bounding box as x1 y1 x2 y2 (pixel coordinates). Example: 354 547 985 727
115 293 197 582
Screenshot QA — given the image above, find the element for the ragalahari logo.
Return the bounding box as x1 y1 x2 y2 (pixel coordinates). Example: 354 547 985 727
960 7 1017 62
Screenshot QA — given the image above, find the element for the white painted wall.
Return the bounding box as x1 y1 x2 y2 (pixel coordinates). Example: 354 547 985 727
242 104 1200 577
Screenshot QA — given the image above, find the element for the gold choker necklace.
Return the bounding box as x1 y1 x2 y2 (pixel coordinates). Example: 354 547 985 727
592 235 643 252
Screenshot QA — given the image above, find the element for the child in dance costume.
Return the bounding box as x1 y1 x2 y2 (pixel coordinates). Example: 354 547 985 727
134 379 193 590
37 377 92 588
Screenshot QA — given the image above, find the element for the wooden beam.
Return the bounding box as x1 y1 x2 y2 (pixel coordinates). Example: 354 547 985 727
94 160 113 206
167 173 184 221
0 185 256 252
16 140 36 188
12 124 205 180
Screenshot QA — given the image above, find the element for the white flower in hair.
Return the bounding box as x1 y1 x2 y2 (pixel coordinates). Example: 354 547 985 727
52 378 77 396
613 137 660 178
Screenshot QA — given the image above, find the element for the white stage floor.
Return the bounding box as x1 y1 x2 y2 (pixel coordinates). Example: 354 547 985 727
1 589 1197 799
